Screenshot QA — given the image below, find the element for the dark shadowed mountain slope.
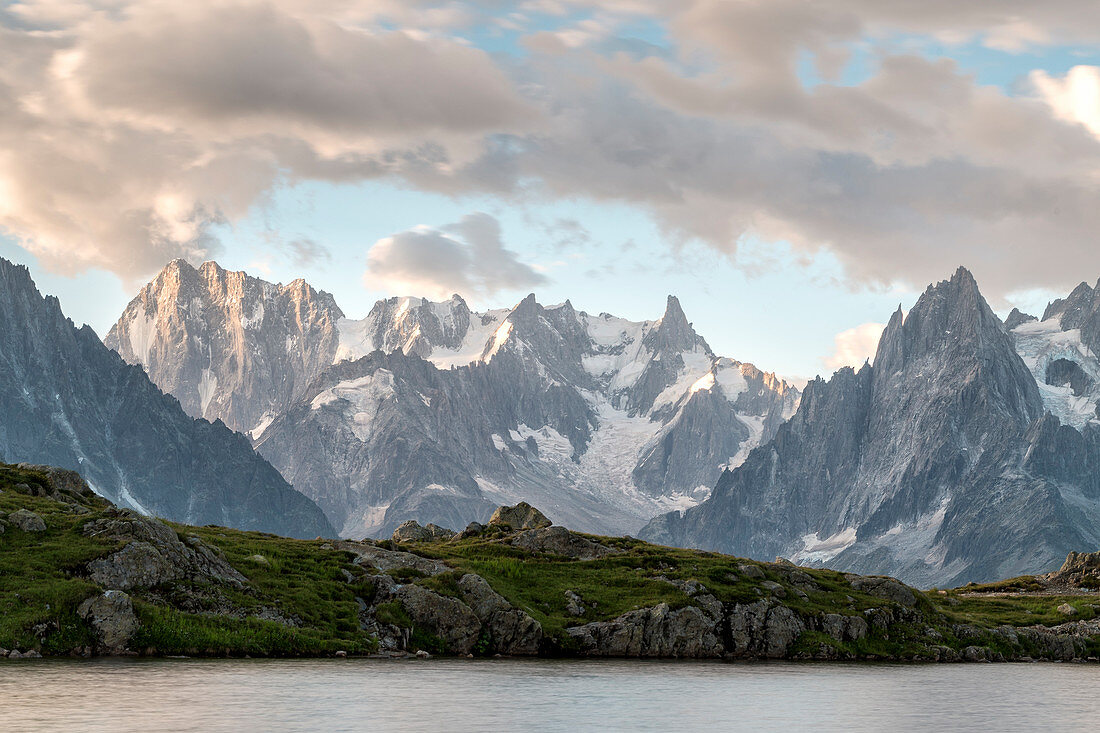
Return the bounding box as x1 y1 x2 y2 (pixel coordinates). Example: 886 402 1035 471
642 268 1100 587
0 257 334 538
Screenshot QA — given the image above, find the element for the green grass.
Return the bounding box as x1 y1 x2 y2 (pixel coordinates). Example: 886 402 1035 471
0 465 116 653
130 600 369 656
5 460 1100 660
932 593 1100 627
0 463 375 656
411 538 694 638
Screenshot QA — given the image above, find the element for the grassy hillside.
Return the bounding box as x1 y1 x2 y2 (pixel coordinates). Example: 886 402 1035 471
2 463 1098 660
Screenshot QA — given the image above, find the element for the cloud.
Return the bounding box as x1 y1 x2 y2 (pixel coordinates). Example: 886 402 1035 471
0 1 532 282
364 212 547 299
1032 65 1100 138
281 237 331 267
5 0 1100 302
823 322 887 371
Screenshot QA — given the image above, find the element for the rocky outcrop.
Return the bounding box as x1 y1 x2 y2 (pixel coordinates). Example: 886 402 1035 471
489 502 552 531
7 509 45 532
0 257 335 539
509 526 618 560
391 521 456 542
77 591 139 653
393 584 482 654
1047 551 1100 588
83 511 246 590
846 576 918 608
337 541 450 577
455 574 542 655
339 541 543 656
568 603 723 658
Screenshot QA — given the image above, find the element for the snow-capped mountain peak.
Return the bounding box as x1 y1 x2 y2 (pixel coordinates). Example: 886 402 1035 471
107 261 800 539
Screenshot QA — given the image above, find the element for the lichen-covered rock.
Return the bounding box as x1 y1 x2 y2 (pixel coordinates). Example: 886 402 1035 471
392 520 433 542
565 590 586 617
455 574 542 654
485 609 543 655
760 580 786 597
509 526 616 559
77 591 139 653
727 600 806 658
454 521 484 540
87 542 178 590
653 577 723 618
15 464 96 504
83 513 245 590
488 502 551 531
820 613 869 642
425 524 456 541
337 541 449 576
566 603 723 658
456 574 510 619
846 576 918 607
393 584 482 655
738 564 765 579
8 509 46 532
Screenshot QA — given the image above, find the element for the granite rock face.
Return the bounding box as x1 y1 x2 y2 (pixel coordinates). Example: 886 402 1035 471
0 257 334 539
83 511 247 590
642 268 1100 586
77 591 139 653
340 541 543 656
567 603 724 658
112 262 799 539
105 259 344 437
7 509 46 532
488 502 552 531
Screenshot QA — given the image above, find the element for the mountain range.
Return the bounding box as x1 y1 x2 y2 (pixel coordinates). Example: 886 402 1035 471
641 268 1100 586
0 257 334 538
9 253 1100 586
105 260 799 538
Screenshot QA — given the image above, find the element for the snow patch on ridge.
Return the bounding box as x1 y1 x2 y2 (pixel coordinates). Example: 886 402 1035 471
250 412 276 440
485 320 514 360
1011 316 1100 429
723 414 766 471
198 369 218 417
581 314 650 390
652 351 713 410
792 527 857 564
310 370 397 440
429 310 507 368
126 310 158 365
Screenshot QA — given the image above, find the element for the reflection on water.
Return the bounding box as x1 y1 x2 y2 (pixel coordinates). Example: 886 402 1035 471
0 658 1097 732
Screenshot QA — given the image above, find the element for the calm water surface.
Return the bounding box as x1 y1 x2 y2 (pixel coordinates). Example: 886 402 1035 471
1 658 1098 732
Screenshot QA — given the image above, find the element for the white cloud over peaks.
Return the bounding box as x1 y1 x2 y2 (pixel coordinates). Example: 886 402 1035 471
823 322 887 372
7 0 1100 301
364 213 547 300
0 1 532 282
1032 65 1100 138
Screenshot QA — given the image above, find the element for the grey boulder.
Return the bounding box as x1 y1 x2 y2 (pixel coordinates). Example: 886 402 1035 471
77 591 139 653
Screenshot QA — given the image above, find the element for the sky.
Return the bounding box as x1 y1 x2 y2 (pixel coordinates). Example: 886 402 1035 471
3 1 1100 381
